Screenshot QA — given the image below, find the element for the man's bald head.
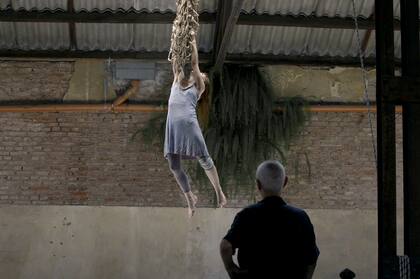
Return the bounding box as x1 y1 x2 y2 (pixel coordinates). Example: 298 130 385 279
256 160 286 194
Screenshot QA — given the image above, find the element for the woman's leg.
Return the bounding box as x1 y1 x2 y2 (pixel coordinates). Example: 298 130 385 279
198 156 227 207
167 154 197 217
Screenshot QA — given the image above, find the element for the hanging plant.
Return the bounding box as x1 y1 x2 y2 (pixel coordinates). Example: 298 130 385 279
192 65 308 194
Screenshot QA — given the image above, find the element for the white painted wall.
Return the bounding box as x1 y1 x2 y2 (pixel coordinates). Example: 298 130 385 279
0 206 398 279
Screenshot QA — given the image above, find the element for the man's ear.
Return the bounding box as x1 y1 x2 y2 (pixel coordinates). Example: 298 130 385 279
283 176 289 189
256 179 262 191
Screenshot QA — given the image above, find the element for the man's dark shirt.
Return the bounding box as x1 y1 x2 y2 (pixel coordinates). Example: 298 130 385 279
224 196 320 279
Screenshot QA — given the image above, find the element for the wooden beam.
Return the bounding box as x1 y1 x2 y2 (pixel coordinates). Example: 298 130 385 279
0 9 215 24
361 29 373 55
0 9 403 30
0 104 403 113
112 80 140 107
237 14 401 30
212 0 231 63
67 0 77 50
0 50 212 60
214 0 245 72
224 53 384 67
360 7 375 56
0 50 403 67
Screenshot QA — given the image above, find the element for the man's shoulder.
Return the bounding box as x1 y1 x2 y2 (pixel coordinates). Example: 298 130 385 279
283 204 312 220
283 204 308 215
236 204 257 215
236 201 311 222
233 203 261 219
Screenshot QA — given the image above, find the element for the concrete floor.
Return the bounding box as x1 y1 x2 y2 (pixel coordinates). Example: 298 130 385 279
0 206 384 279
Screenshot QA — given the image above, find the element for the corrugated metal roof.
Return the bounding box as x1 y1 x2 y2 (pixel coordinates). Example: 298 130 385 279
1 0 67 11
0 0 407 60
229 25 402 58
0 22 213 52
75 0 217 13
0 0 218 13
0 22 16 49
76 23 214 52
230 25 367 56
0 22 69 50
366 30 402 58
241 0 417 20
1 0 408 19
241 0 374 17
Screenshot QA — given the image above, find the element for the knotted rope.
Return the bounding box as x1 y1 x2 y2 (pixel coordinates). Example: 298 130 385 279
168 0 200 73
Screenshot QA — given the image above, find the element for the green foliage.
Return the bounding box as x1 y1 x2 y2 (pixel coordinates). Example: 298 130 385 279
193 65 308 194
131 113 166 148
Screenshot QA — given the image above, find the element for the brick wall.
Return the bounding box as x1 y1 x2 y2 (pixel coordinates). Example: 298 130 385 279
0 111 402 209
0 61 74 102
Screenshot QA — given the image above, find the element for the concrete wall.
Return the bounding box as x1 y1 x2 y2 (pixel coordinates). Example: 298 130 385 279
264 65 377 102
0 205 400 279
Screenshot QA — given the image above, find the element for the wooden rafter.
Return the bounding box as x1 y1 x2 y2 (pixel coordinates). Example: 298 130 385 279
360 5 376 56
0 104 403 113
0 50 399 67
0 9 215 24
112 80 140 107
0 9 401 30
67 0 77 50
212 0 231 64
213 0 245 72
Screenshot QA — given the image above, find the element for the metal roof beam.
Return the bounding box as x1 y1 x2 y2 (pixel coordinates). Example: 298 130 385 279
0 50 403 67
213 0 245 72
0 9 215 24
212 0 231 64
67 0 77 50
237 14 401 30
0 9 401 30
224 53 384 67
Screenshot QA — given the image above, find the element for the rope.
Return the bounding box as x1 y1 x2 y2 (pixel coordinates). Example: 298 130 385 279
350 0 378 166
399 255 411 279
168 0 200 73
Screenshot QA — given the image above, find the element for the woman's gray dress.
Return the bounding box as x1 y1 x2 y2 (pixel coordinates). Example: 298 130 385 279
164 82 210 159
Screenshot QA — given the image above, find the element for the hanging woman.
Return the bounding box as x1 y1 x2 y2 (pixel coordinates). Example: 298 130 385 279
164 35 227 217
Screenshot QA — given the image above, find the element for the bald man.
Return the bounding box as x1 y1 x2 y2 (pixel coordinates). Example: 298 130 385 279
220 160 319 279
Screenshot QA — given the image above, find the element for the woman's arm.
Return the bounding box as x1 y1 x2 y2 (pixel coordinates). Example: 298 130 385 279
190 37 205 95
172 60 179 83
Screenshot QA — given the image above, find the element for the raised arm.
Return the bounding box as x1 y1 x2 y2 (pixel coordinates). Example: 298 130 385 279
190 36 205 94
172 59 179 83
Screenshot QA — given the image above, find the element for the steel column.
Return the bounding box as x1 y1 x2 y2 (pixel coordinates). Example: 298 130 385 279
401 0 420 277
375 0 398 277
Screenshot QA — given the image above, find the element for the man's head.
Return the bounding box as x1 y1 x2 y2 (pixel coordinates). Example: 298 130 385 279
256 160 288 197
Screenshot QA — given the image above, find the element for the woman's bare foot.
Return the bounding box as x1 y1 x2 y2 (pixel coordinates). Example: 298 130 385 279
186 192 198 218
187 207 195 218
217 191 227 208
189 192 198 208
